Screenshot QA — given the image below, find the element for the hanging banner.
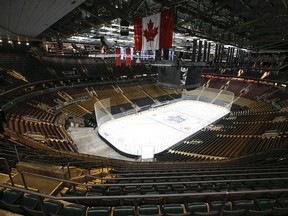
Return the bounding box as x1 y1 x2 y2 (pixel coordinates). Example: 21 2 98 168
126 47 131 66
115 47 121 66
134 8 174 51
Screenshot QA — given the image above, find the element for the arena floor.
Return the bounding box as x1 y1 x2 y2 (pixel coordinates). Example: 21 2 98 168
97 100 230 159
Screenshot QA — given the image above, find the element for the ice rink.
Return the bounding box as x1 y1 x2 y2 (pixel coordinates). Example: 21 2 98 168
98 100 230 159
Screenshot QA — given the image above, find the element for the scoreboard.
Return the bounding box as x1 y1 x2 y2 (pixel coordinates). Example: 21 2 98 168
156 65 202 90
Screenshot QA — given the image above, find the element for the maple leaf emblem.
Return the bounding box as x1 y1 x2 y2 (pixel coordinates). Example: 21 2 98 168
143 19 158 42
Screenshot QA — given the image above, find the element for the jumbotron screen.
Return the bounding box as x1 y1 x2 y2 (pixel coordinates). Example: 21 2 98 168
157 66 201 90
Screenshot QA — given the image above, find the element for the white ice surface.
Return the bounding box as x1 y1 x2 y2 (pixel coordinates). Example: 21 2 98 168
98 100 229 159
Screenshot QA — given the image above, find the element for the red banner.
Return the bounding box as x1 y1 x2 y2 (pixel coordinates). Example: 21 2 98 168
126 48 131 66
115 47 121 66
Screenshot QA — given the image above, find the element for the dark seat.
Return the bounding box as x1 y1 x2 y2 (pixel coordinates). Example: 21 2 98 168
78 192 102 206
277 197 288 208
193 210 219 216
221 209 246 216
255 198 276 210
113 206 135 216
233 200 258 211
0 189 23 207
139 205 160 215
140 185 155 194
1 194 40 214
123 192 143 206
163 204 185 215
86 207 110 216
143 196 163 205
100 198 121 206
23 199 64 216
187 202 208 214
56 204 86 216
166 213 192 216
124 186 139 194
210 201 231 211
271 206 288 216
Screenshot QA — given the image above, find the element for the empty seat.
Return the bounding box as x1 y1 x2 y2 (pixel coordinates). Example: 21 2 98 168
271 206 288 216
57 204 86 216
105 186 122 195
277 197 288 208
187 202 208 214
87 207 110 216
113 206 135 216
124 186 139 194
193 211 219 216
165 193 186 204
140 185 155 194
163 204 185 214
221 209 246 216
139 205 160 215
79 192 102 206
100 198 121 207
255 198 276 210
1 194 39 214
0 189 23 207
123 192 142 206
210 201 231 211
233 200 258 211
244 209 272 216
23 199 63 216
143 196 163 205
91 185 105 194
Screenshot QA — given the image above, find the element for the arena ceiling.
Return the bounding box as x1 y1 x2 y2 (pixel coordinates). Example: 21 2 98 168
1 0 288 52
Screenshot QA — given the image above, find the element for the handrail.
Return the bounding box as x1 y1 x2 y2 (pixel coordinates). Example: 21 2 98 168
18 171 288 188
108 166 288 175
111 163 288 170
100 171 288 180
12 144 20 163
0 157 14 186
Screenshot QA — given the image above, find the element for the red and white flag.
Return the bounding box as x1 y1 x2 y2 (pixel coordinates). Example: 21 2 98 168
134 8 174 51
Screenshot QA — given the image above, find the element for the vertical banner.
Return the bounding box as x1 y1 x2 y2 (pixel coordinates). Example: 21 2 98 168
192 39 197 62
207 42 211 62
115 47 121 66
159 8 174 49
197 40 202 62
126 47 131 66
230 48 235 63
220 45 224 63
134 8 174 51
203 40 207 62
226 47 231 63
214 44 219 63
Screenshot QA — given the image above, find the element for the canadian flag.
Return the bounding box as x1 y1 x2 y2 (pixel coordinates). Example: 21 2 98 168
134 8 174 51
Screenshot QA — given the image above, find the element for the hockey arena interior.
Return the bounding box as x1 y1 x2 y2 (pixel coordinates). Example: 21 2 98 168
0 1 288 216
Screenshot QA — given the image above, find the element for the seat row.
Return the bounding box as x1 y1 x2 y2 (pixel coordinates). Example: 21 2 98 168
1 188 288 216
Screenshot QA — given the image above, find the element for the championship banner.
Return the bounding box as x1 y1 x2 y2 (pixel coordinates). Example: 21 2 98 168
115 47 121 66
126 47 131 66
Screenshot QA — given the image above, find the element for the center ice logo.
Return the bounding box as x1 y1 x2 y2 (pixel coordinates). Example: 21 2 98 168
167 115 187 124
